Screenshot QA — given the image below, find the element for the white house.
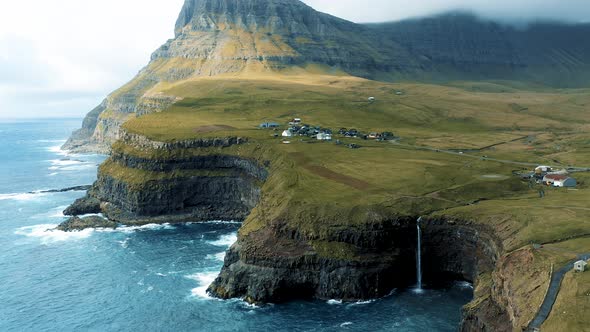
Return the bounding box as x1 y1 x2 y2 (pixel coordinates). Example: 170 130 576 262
553 177 577 188
317 133 332 141
282 130 293 138
368 97 376 102
574 260 588 272
535 166 552 174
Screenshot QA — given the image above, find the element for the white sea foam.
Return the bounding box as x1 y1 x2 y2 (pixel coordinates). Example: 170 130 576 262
186 272 218 299
206 251 226 262
340 322 353 328
202 220 241 225
49 159 83 167
38 139 66 143
14 224 94 244
327 299 343 305
208 233 237 247
118 238 131 248
0 192 47 201
31 206 67 219
48 145 68 156
97 223 175 234
348 299 376 306
455 281 474 289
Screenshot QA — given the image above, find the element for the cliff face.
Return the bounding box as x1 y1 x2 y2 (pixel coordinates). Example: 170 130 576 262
209 215 514 331
210 217 417 302
64 0 590 153
65 133 267 224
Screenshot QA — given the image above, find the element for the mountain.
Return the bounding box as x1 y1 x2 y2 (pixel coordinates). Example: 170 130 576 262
63 0 590 153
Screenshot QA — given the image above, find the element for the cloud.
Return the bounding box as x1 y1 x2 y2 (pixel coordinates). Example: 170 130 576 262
0 0 184 119
303 0 590 24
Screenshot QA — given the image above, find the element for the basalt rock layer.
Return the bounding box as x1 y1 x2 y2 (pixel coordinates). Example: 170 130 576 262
65 134 267 225
209 216 513 331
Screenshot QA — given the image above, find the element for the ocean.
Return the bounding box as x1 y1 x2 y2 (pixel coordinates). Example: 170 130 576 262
0 119 472 331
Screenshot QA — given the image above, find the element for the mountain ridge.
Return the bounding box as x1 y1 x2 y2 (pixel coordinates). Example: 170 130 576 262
63 0 590 153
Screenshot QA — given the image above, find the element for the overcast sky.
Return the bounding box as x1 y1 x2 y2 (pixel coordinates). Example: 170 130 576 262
0 0 588 119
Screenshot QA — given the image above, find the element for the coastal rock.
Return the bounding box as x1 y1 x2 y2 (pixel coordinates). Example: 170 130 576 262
63 196 102 216
66 136 266 225
57 216 117 232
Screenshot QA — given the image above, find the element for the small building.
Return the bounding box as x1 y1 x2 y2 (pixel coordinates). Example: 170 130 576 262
317 133 332 141
535 166 552 174
259 122 280 129
368 97 376 102
543 174 568 186
554 177 577 188
543 174 576 187
368 132 380 139
282 130 293 138
574 260 588 272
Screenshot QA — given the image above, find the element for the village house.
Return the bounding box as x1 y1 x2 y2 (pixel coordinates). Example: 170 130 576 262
368 97 376 102
574 260 587 272
553 177 577 188
543 174 577 187
535 166 553 174
317 132 332 141
259 122 280 129
282 129 293 138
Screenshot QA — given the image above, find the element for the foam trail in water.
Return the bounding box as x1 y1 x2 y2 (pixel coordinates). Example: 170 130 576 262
96 223 176 234
0 192 47 201
327 299 343 305
187 272 219 299
208 233 237 247
48 145 68 156
15 224 94 244
31 206 68 219
206 252 226 262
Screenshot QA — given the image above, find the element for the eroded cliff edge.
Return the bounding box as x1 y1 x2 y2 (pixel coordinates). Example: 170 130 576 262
64 131 547 332
66 132 267 224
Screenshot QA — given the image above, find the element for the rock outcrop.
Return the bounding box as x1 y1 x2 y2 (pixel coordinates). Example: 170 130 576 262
65 134 267 225
209 215 513 331
57 216 117 231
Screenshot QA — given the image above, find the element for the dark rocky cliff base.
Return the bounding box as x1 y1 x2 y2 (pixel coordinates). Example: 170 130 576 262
209 217 511 331
64 138 267 226
57 216 117 232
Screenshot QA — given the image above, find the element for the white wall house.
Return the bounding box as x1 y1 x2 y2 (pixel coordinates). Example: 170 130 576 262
574 260 587 272
317 133 332 141
553 178 577 188
282 130 293 137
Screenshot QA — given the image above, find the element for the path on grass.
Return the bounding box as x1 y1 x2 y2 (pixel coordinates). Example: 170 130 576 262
527 253 590 331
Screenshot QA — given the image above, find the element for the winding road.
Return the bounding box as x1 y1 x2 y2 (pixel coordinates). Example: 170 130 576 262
527 253 590 331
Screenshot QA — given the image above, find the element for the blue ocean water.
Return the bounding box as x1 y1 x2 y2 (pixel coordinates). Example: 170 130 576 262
0 119 473 332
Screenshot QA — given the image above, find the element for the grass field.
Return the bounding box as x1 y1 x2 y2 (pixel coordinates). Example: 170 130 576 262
107 71 590 327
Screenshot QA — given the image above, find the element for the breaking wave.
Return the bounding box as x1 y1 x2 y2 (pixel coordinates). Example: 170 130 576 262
14 224 94 244
208 233 237 247
186 272 218 299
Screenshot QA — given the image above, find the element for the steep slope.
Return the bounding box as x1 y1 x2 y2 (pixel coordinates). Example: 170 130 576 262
370 13 590 84
64 0 590 153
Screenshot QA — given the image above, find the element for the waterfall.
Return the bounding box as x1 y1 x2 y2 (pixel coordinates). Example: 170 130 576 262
416 217 423 292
